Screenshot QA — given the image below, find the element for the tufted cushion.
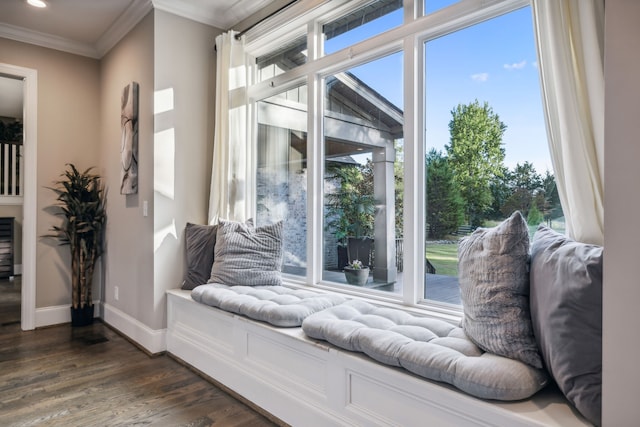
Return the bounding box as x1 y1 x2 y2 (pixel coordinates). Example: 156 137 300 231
191 284 347 327
302 300 548 401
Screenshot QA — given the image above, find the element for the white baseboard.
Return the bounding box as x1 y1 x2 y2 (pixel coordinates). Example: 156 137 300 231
102 302 166 355
35 299 101 328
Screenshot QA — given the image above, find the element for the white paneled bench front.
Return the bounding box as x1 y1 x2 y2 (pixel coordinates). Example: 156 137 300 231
166 289 590 427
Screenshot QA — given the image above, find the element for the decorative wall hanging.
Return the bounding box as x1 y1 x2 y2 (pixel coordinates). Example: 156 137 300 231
120 81 139 194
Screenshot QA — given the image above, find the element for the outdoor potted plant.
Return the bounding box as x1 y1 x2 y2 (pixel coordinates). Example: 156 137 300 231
326 164 375 269
343 259 370 286
47 164 106 327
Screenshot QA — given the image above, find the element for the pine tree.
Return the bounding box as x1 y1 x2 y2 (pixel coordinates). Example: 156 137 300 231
426 149 464 239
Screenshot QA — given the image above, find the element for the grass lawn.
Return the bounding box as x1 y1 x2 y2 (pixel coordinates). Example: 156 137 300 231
425 218 566 277
425 242 459 276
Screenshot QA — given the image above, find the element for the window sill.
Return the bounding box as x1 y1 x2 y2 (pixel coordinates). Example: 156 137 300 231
281 276 464 325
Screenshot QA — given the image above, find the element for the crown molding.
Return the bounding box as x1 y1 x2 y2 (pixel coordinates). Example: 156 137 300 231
0 0 269 58
223 0 277 30
0 0 152 59
152 0 273 30
152 0 225 28
0 22 100 58
95 0 154 57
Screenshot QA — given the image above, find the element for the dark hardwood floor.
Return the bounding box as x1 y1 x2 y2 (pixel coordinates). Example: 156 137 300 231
0 283 282 427
0 276 21 327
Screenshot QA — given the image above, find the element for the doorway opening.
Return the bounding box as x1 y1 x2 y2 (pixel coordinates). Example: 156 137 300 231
0 63 37 330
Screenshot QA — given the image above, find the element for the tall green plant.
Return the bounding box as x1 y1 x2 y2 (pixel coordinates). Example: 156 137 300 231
48 164 106 309
325 164 375 244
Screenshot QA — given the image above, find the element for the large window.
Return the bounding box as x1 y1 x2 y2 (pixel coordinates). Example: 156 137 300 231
323 0 403 54
256 86 308 278
423 7 563 305
322 53 403 292
246 0 558 312
256 34 307 82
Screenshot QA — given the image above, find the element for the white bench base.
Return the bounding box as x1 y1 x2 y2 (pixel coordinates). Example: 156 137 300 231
166 289 590 427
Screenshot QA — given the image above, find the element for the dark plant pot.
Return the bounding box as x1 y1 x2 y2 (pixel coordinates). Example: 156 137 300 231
347 237 374 268
71 304 94 327
344 267 370 286
337 246 348 270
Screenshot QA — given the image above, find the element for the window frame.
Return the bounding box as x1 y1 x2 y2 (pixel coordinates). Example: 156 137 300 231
244 0 531 319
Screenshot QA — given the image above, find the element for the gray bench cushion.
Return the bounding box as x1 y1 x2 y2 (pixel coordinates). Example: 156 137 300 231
191 284 347 327
302 300 548 401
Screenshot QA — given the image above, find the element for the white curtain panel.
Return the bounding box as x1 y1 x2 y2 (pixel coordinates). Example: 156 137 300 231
532 0 605 245
208 31 254 224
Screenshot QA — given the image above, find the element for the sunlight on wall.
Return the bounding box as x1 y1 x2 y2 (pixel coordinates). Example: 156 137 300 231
154 217 177 253
153 87 176 253
154 88 174 115
154 128 175 199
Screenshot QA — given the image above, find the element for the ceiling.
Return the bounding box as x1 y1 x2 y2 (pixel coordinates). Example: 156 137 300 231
0 0 278 118
0 0 277 59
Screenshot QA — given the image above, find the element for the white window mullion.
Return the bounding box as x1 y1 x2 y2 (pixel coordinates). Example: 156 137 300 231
307 19 324 286
402 34 424 305
404 0 420 23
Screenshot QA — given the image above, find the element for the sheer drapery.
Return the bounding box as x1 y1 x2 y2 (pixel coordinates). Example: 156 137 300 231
208 31 253 224
532 0 605 245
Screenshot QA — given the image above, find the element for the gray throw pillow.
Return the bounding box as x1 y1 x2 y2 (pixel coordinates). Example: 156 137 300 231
181 223 217 290
208 219 284 286
458 211 543 369
530 225 602 426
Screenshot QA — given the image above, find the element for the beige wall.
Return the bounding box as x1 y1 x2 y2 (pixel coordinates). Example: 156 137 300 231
98 10 219 331
603 0 640 424
0 38 101 308
99 12 156 327
0 8 219 332
153 11 220 328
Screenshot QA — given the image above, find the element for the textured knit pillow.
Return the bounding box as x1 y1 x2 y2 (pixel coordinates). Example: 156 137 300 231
530 225 602 426
181 223 217 290
458 211 542 369
208 219 284 286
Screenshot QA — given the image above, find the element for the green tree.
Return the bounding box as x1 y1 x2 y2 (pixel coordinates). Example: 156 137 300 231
426 149 465 239
446 100 506 226
541 170 563 223
510 161 542 192
527 203 544 225
500 162 543 217
488 166 510 220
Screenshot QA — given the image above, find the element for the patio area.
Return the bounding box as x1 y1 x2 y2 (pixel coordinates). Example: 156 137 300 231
312 268 462 305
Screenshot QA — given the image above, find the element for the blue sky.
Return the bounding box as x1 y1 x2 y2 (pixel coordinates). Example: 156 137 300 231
325 4 553 174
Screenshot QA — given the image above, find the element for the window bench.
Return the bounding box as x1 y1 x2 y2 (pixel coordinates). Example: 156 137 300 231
166 289 590 426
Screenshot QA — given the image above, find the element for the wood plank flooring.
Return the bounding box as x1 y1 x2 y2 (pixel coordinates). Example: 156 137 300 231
0 277 21 327
0 319 282 426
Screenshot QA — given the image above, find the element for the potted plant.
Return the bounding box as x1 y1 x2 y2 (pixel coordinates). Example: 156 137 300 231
47 164 106 327
343 259 370 286
326 164 375 268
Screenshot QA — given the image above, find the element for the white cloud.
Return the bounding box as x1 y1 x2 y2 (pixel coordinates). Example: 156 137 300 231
471 73 489 82
504 60 527 70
